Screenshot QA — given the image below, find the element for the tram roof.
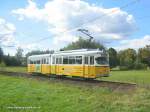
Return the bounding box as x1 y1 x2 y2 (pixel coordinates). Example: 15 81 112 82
28 49 106 59
28 54 51 59
52 49 105 56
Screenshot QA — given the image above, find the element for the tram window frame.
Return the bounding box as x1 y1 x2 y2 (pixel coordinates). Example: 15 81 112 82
40 59 41 64
76 56 82 64
43 58 44 64
84 56 88 65
42 58 45 64
41 58 44 64
69 56 75 64
90 56 94 65
63 56 68 64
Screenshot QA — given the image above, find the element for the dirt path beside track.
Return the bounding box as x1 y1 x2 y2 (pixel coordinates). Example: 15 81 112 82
0 71 137 92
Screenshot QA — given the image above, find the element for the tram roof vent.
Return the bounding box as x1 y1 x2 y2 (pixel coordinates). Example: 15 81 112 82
54 49 101 54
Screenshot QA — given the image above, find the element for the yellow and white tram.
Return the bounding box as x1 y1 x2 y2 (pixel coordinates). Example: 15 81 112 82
27 49 110 78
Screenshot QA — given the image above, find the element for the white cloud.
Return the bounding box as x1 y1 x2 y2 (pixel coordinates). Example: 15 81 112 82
15 42 40 50
0 17 41 55
0 17 16 47
114 35 150 50
12 0 137 48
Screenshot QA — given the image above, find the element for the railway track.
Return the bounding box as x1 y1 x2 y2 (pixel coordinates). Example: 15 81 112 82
0 71 137 91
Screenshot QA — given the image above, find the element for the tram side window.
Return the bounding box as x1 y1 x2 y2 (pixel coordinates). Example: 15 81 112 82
58 57 62 64
37 60 40 64
84 56 88 64
42 59 44 64
35 61 37 64
63 56 68 64
56 57 59 64
44 59 46 64
33 61 36 64
56 57 62 64
90 56 94 65
76 56 82 64
52 57 55 64
69 56 75 64
46 58 49 64
29 60 33 64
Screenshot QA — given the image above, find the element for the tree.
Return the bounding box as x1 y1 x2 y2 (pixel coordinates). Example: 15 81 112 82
15 47 23 59
15 47 23 65
4 54 21 66
118 48 137 69
0 47 4 63
138 45 150 66
108 48 118 68
61 37 105 51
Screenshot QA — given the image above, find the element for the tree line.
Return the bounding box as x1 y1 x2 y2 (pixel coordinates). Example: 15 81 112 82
0 47 24 66
108 46 150 70
0 37 150 70
0 48 53 67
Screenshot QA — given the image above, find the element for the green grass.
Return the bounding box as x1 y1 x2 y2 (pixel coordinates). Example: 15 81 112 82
0 74 150 112
0 66 26 73
102 70 150 86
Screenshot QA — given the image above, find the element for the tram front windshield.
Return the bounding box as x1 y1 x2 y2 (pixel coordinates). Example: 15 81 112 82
95 57 108 65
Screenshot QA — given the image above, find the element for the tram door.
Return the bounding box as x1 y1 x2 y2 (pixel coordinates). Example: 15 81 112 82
84 56 89 77
84 56 94 78
55 57 62 75
51 56 56 74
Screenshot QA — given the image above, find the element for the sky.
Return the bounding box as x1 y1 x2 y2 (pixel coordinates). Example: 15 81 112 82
0 0 150 56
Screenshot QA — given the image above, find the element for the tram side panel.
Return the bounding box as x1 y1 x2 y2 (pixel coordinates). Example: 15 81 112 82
56 65 64 75
28 64 35 73
41 64 51 75
28 64 109 77
28 64 42 73
84 65 96 78
95 66 110 77
52 65 84 77
51 65 56 74
62 65 84 77
83 66 110 78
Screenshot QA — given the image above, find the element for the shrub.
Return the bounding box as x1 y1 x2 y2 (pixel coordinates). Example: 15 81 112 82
0 61 6 67
119 66 129 70
134 63 148 70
